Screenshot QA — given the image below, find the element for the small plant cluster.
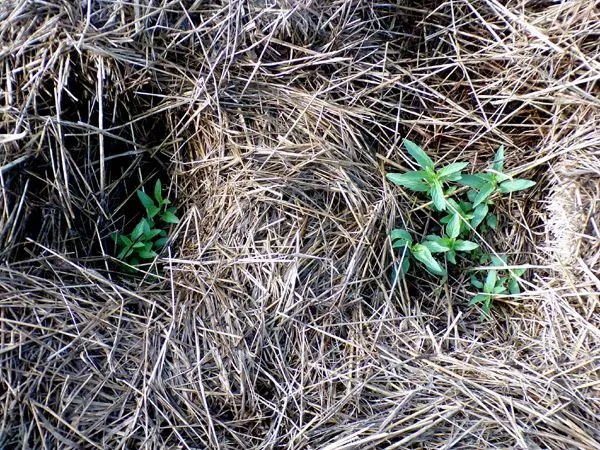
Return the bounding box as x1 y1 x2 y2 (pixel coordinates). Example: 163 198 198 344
112 179 179 269
387 139 535 317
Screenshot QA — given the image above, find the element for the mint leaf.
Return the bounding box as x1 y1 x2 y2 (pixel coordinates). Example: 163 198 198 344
386 172 429 192
446 213 461 239
471 203 488 229
154 179 163 205
492 145 504 172
147 205 160 218
459 174 488 189
473 183 496 207
161 211 180 224
437 161 469 178
499 179 536 193
454 240 479 252
423 238 450 253
403 139 435 170
137 190 155 210
411 244 446 276
430 181 446 211
391 229 413 246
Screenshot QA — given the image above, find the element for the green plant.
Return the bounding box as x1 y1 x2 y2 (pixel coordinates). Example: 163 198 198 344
391 229 446 277
468 267 506 318
112 179 179 269
387 140 535 318
386 139 469 211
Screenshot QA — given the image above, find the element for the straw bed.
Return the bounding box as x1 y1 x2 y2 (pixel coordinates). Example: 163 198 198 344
1 0 599 448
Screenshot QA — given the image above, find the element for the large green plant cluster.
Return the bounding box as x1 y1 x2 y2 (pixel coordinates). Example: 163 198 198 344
387 139 535 317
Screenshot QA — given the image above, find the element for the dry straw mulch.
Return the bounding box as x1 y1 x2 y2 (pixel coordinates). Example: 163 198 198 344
1 1 599 448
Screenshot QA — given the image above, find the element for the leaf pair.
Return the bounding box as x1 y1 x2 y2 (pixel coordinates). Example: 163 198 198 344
469 254 527 317
459 146 536 207
137 180 179 224
423 234 478 265
386 139 469 211
391 229 446 277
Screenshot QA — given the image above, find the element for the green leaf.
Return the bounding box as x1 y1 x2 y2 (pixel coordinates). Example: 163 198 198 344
139 249 158 259
400 255 411 276
486 213 498 230
447 250 457 264
403 139 435 170
482 298 492 316
473 182 496 207
137 189 155 210
469 293 488 306
132 242 146 249
445 172 463 182
144 229 163 241
471 203 488 229
411 244 446 276
494 284 508 294
437 161 469 179
147 205 160 218
484 270 497 293
154 237 168 249
386 172 430 192
509 278 520 295
511 268 526 278
492 145 504 172
117 246 134 260
131 220 145 241
161 211 180 224
470 275 484 289
118 234 132 248
423 239 450 253
459 174 488 189
498 179 536 193
141 218 152 235
391 229 413 246
430 181 446 211
490 255 507 267
446 213 461 239
454 240 479 252
129 257 140 267
154 179 163 205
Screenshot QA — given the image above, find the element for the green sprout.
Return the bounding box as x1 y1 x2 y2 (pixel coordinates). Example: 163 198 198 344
391 228 446 277
387 140 536 318
386 139 469 211
112 179 180 269
459 146 536 207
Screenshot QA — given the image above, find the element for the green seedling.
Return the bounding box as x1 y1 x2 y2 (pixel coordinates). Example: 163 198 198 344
440 199 475 237
391 229 446 277
469 269 507 318
423 233 479 265
112 179 180 269
459 146 536 207
386 139 469 211
466 189 497 231
387 141 536 318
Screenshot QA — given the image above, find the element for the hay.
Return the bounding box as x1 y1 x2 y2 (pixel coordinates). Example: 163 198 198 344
1 0 599 448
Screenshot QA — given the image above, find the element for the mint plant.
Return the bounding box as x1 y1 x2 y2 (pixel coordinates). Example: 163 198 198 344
386 139 469 211
112 179 179 269
387 140 535 318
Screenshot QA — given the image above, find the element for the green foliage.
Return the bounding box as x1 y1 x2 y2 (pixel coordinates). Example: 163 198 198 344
112 179 180 270
386 139 470 211
387 140 535 318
